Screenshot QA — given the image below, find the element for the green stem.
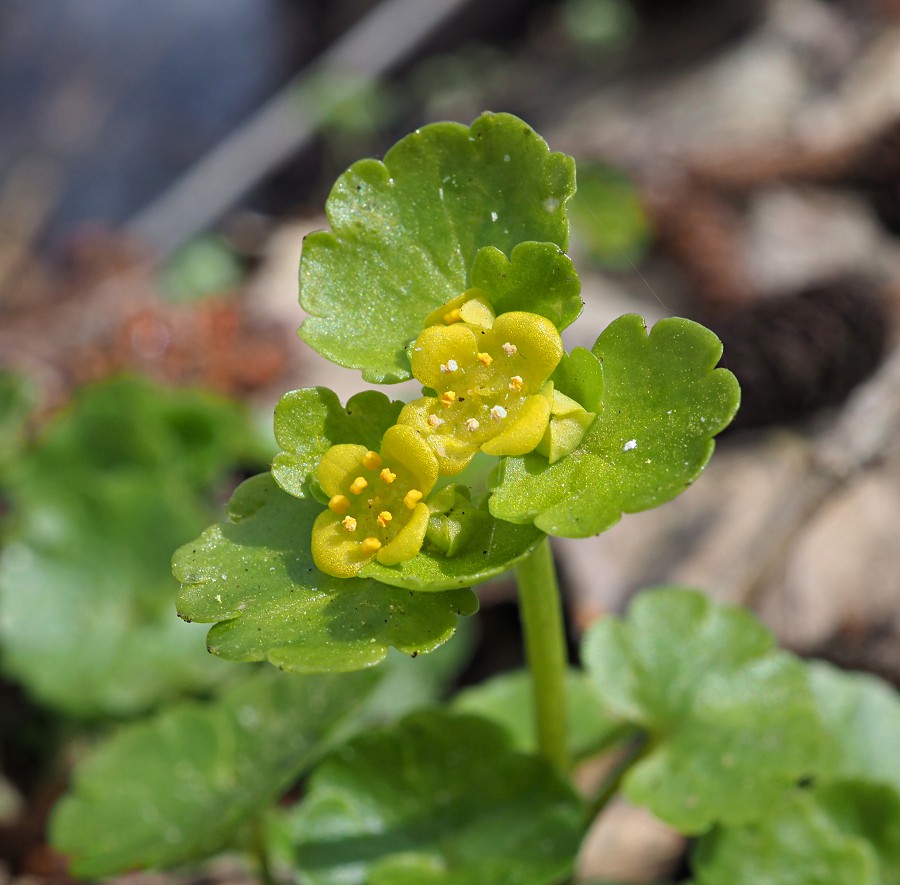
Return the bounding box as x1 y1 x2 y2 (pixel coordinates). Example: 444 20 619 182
515 538 570 774
249 814 277 885
586 732 649 820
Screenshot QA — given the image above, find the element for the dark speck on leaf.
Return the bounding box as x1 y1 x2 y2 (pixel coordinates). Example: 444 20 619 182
411 651 419 658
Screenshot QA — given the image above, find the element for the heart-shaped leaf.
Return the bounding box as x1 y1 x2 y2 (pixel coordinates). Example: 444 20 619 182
299 112 576 383
0 378 268 717
692 782 900 885
175 473 479 673
469 241 582 331
489 315 740 537
582 588 822 833
272 388 403 499
289 710 586 885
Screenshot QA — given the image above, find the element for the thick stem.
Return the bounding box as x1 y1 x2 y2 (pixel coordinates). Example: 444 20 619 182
515 538 570 774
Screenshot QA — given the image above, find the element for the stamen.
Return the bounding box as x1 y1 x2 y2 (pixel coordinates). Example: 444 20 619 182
380 467 397 483
501 342 518 356
403 489 423 509
376 510 393 528
361 451 382 470
443 308 462 324
341 516 358 532
360 537 382 554
440 391 457 408
427 414 445 428
349 476 368 495
466 418 480 432
440 359 459 373
490 405 508 420
328 494 351 514
509 375 524 392
476 352 493 367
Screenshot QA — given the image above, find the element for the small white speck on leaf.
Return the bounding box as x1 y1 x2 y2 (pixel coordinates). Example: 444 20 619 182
215 594 222 603
623 439 637 452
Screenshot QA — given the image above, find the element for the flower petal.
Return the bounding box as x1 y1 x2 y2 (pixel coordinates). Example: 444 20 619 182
377 502 430 566
410 323 479 390
422 288 495 329
481 392 552 456
311 509 375 578
315 444 368 497
397 399 479 476
380 424 439 494
490 312 563 388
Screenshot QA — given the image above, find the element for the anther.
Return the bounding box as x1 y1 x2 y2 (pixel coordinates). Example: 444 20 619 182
403 489 423 509
476 352 493 366
380 468 396 483
361 451 382 470
490 405 508 420
328 494 351 514
466 418 480 432
440 391 457 408
376 510 393 528
361 537 382 554
427 414 445 428
501 342 518 356
341 516 358 532
440 359 458 373
509 375 524 392
349 476 368 495
443 308 462 324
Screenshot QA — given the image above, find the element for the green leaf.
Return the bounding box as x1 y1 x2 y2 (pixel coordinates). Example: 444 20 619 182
581 588 823 833
299 112 576 383
0 378 268 717
809 661 900 793
289 710 586 885
272 387 403 498
549 346 604 412
453 668 626 759
175 473 478 673
361 508 545 591
0 371 32 485
692 782 900 885
50 666 383 878
469 241 583 331
489 315 740 537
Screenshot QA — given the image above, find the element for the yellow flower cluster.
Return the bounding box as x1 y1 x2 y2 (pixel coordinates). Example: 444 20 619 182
312 291 591 577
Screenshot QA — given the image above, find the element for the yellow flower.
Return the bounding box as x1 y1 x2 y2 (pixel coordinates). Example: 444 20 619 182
400 310 564 475
311 425 439 578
